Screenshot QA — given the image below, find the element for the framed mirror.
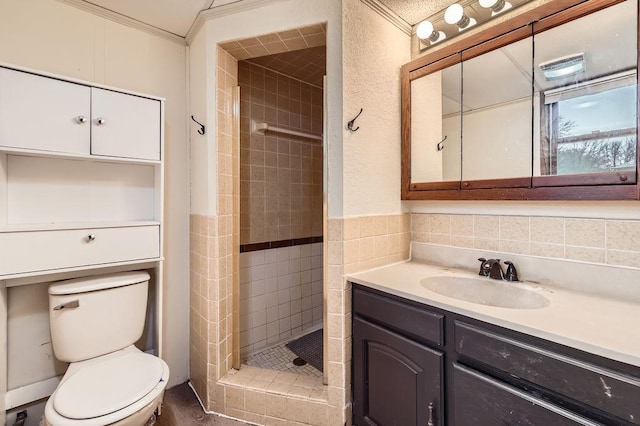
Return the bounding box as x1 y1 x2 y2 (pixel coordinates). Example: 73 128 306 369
533 0 638 187
401 0 639 200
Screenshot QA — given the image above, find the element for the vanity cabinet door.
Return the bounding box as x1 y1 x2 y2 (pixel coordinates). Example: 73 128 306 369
0 67 90 155
353 317 443 426
91 88 161 161
452 364 599 426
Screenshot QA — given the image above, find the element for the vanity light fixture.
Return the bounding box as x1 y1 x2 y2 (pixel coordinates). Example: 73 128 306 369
416 20 446 44
479 0 512 15
539 52 586 80
444 4 477 30
416 0 533 52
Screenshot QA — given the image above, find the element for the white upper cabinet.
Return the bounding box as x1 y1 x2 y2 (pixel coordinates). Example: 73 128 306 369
0 67 161 162
0 68 90 155
91 88 161 161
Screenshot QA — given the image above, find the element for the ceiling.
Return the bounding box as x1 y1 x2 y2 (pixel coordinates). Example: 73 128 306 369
246 46 326 87
77 0 428 38
80 0 238 37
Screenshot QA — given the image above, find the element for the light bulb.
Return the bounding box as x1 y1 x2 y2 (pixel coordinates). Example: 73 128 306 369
416 20 435 40
479 0 511 14
416 20 441 43
445 4 467 26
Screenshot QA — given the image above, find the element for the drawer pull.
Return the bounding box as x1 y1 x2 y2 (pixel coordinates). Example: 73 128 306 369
427 402 435 426
53 300 79 311
86 234 96 242
75 115 87 124
96 117 106 125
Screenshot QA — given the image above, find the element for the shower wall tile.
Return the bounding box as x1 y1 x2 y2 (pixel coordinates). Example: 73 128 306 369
239 61 323 246
239 243 323 357
412 213 640 270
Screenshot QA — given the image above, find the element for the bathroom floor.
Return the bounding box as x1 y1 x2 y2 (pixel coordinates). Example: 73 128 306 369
156 383 248 426
243 340 323 378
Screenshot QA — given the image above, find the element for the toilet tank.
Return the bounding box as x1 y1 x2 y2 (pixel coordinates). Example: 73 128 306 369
49 271 150 363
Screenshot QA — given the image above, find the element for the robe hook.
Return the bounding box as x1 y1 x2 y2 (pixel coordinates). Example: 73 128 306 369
347 108 363 132
191 115 206 135
436 135 447 151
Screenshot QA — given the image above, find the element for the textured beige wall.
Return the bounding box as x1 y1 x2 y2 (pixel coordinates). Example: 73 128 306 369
238 61 323 245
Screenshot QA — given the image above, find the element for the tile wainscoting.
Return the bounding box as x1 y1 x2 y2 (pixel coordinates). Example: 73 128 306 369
411 213 640 268
239 243 324 357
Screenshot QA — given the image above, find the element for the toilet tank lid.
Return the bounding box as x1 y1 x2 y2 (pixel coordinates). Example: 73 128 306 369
49 271 151 295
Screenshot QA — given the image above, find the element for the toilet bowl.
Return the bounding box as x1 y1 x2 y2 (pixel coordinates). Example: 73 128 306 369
43 272 170 426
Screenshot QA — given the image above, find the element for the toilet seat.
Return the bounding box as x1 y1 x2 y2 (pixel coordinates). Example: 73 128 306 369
44 346 169 426
54 352 164 420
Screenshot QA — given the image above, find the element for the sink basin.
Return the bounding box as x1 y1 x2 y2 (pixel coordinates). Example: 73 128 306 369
420 276 550 309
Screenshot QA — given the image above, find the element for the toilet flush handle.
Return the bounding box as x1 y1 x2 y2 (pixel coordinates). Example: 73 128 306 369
53 300 80 311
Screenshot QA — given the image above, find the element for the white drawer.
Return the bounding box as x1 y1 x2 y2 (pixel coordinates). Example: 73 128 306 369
0 225 159 276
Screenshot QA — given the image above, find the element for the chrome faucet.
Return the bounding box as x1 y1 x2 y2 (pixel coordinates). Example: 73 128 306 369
477 258 519 281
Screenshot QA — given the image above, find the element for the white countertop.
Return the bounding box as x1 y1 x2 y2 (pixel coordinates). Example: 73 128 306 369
349 260 640 368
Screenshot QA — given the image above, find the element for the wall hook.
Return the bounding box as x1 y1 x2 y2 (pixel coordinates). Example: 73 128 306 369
347 108 363 132
191 115 206 135
436 135 447 151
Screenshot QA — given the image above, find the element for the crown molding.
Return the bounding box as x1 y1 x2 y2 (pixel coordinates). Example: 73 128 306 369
55 0 186 45
185 0 287 44
360 0 412 36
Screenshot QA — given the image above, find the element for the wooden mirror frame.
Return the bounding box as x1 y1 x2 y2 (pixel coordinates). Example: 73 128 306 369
401 0 640 200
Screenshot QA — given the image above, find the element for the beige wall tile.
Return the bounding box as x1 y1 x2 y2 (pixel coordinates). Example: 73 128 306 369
430 233 451 245
566 219 605 248
500 216 529 241
474 215 499 239
607 249 640 268
412 213 429 233
286 397 310 424
343 217 360 240
225 386 245 410
499 240 530 255
530 217 564 244
606 220 640 251
265 393 287 419
529 242 565 259
430 214 451 234
360 216 376 237
450 236 474 248
565 246 605 263
451 215 474 236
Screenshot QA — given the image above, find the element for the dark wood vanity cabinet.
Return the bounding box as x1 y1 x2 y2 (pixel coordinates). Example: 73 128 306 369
352 284 640 426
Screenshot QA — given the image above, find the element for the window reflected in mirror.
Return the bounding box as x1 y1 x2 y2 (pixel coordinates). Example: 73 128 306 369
534 0 637 179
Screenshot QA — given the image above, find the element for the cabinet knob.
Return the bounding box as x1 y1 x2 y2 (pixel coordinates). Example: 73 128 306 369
427 402 435 426
96 117 106 125
86 234 96 242
76 115 87 124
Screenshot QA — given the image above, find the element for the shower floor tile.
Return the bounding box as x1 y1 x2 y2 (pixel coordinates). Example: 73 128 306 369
244 340 322 378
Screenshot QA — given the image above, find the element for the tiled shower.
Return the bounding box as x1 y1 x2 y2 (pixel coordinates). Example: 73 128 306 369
238 57 325 362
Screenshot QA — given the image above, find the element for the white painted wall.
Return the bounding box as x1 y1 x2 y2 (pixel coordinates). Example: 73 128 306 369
189 0 343 216
462 98 532 181
342 0 411 216
0 0 190 392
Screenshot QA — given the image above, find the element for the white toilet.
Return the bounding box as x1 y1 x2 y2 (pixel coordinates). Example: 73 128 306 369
44 271 170 426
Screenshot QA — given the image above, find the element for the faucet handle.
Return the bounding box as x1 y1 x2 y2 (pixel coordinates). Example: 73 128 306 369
478 258 489 276
504 261 519 282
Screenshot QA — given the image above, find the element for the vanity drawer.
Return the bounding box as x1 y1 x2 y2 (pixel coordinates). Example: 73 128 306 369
0 225 160 276
454 321 640 424
353 286 444 346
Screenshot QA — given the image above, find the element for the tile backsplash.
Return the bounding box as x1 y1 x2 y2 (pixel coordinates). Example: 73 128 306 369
412 213 640 268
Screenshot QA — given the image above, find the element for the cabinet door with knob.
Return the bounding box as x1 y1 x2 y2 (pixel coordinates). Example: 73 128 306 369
353 317 443 426
91 87 161 161
0 67 90 155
